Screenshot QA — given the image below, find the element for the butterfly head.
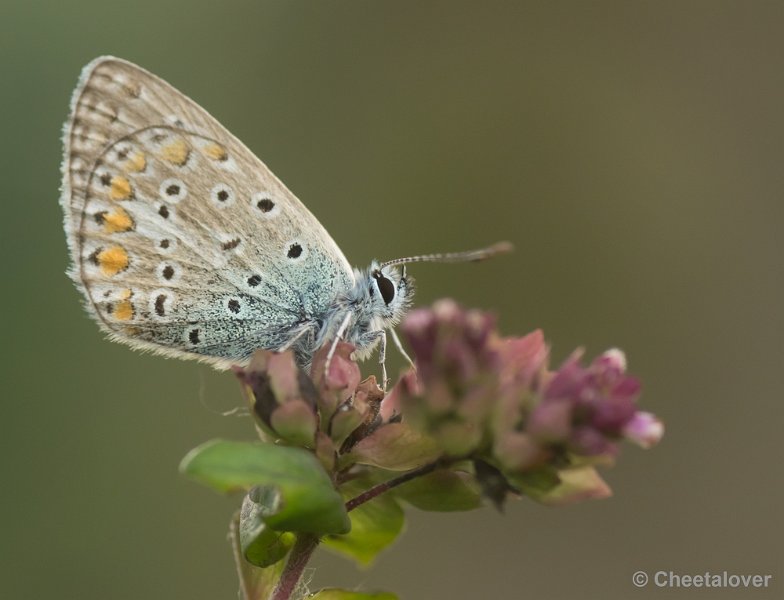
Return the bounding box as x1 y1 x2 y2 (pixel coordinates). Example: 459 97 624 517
354 262 414 328
347 241 513 340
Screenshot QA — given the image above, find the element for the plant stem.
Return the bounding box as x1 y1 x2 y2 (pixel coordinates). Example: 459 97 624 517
269 458 453 598
229 513 253 600
345 459 447 512
270 533 319 600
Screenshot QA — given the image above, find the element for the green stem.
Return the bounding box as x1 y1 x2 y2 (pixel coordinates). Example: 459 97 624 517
229 513 253 600
270 533 319 600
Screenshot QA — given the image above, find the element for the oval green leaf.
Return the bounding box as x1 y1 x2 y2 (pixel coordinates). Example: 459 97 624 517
180 439 349 534
239 488 295 567
323 479 405 566
394 469 482 512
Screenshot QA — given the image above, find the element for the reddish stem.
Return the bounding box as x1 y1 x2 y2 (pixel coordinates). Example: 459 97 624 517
345 459 444 512
270 534 319 600
270 459 452 599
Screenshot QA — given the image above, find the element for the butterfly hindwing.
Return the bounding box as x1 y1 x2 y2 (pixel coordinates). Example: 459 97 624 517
61 56 355 367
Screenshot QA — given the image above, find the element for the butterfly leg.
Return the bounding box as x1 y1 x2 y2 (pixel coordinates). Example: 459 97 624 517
378 330 388 391
390 328 415 370
277 325 309 352
324 312 353 379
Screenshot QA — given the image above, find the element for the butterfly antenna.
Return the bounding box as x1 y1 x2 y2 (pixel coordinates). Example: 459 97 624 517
380 241 513 270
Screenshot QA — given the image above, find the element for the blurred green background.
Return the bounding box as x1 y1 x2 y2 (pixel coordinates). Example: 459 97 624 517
1 1 781 598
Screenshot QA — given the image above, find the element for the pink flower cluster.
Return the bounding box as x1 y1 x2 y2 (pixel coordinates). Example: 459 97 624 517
234 299 663 507
391 300 663 504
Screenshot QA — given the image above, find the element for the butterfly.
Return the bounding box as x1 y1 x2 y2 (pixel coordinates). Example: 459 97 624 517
60 56 510 379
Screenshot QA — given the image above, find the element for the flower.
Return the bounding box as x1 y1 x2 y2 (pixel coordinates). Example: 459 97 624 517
234 341 381 454
527 348 643 457
233 299 663 509
396 300 501 456
391 300 664 506
622 411 665 448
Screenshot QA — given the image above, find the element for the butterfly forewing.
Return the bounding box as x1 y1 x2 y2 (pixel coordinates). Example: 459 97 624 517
61 57 354 367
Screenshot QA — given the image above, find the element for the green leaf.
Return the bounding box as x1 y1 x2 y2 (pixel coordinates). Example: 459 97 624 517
344 423 442 471
309 589 398 600
508 465 612 506
230 512 286 600
394 469 482 512
505 465 560 498
239 488 295 567
181 439 350 534
323 479 405 566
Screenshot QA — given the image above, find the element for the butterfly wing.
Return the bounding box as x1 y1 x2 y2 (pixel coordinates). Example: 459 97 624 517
61 56 355 367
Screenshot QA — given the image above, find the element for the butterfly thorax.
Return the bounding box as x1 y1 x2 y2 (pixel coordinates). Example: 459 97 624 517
302 263 413 366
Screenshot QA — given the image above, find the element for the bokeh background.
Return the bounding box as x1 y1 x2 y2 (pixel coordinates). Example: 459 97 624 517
2 1 782 599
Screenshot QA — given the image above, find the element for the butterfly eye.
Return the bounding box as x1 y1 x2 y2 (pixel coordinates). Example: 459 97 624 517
373 272 396 305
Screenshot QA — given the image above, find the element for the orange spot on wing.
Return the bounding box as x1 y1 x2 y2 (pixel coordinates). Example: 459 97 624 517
110 176 132 200
97 246 129 276
114 289 134 321
160 138 190 165
124 151 146 172
102 207 134 233
203 142 228 161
